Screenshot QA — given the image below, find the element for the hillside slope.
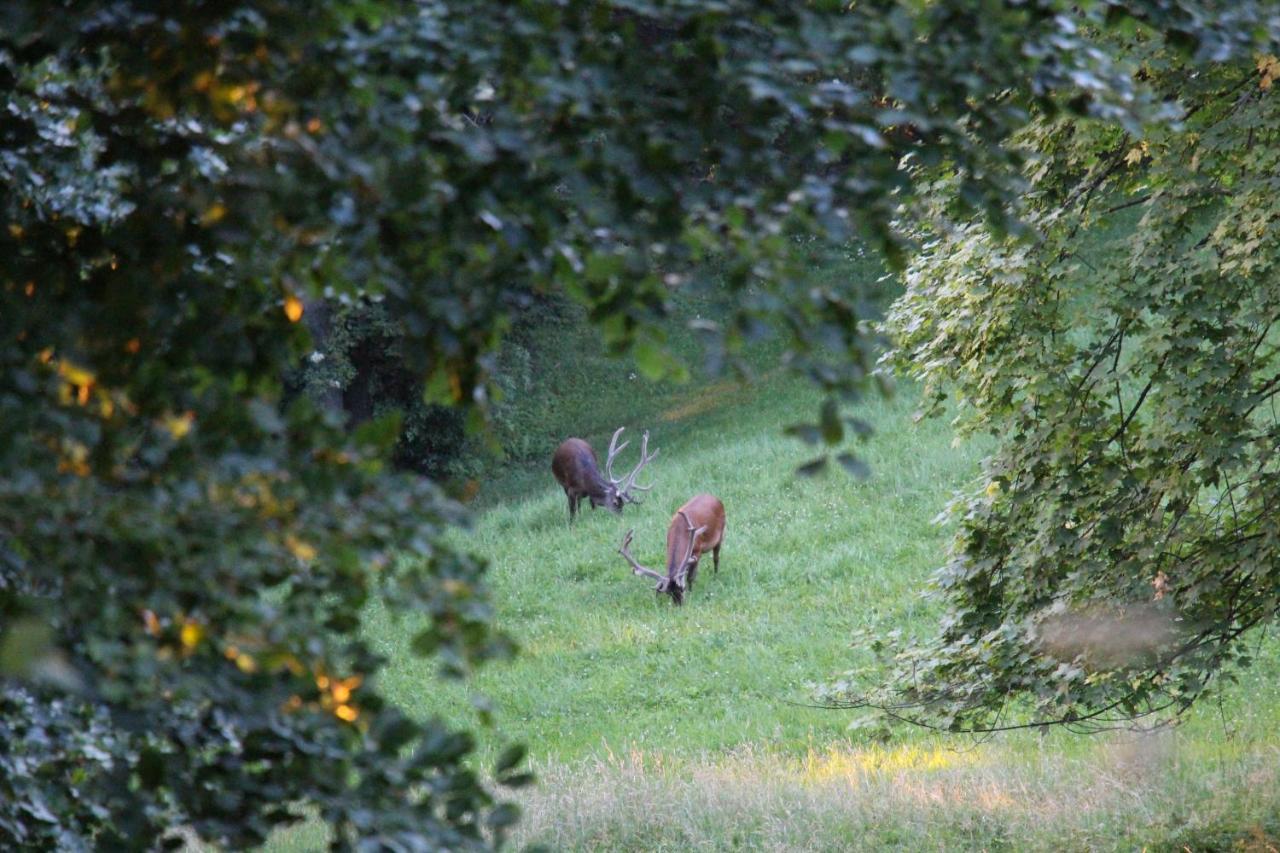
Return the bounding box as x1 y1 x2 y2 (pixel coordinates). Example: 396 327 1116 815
266 358 1280 853
370 372 982 760
345 370 1280 851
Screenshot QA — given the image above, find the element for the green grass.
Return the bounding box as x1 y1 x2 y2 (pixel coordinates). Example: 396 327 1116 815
368 373 979 763
267 248 1280 850
477 241 889 501
347 371 1280 851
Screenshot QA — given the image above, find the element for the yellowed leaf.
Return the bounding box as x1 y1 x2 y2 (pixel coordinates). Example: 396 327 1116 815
331 675 363 704
180 619 204 651
276 654 304 676
283 294 304 323
285 534 317 562
57 360 95 387
162 411 195 439
1258 54 1279 90
200 202 227 225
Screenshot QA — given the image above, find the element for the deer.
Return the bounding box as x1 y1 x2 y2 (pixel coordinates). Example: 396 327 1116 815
551 427 659 524
617 493 725 605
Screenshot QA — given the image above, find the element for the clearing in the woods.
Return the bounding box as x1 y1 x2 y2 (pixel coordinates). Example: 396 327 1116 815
272 264 1280 851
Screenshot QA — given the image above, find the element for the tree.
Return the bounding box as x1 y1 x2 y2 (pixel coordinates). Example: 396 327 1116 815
2 0 1275 848
831 26 1280 734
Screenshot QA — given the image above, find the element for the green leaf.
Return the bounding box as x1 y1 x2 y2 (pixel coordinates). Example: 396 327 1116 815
797 456 828 477
138 748 165 790
494 743 527 775
820 398 843 444
486 803 521 829
836 453 871 479
784 422 823 445
634 340 670 381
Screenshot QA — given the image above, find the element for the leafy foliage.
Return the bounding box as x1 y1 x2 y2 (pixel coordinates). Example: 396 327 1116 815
838 28 1280 733
3 0 1277 848
293 296 540 481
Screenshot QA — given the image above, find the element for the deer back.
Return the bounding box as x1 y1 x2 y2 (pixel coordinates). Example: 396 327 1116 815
552 438 606 494
665 493 726 576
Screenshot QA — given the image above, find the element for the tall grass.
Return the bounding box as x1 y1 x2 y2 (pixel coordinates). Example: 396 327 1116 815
512 737 1280 851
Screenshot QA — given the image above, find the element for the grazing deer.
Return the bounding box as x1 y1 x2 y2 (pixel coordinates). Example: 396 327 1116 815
551 427 658 523
618 493 725 605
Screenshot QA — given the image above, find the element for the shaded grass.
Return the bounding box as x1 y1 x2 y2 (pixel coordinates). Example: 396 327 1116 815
477 241 889 504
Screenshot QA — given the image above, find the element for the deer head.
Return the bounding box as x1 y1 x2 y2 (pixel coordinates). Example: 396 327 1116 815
617 494 725 604
618 526 702 606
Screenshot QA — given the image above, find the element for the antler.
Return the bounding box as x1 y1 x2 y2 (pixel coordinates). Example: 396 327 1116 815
618 529 666 583
604 427 630 484
618 430 659 503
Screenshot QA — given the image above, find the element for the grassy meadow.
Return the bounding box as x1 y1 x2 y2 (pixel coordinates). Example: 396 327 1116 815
375 373 970 761
270 258 1280 851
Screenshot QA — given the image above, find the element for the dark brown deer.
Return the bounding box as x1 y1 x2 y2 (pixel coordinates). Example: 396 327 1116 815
551 427 658 523
618 493 725 605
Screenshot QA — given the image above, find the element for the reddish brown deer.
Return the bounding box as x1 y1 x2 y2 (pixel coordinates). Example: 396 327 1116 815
618 493 725 605
551 427 658 523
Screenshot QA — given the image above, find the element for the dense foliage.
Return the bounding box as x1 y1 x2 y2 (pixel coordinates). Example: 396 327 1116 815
293 296 545 482
3 0 1277 848
834 28 1280 733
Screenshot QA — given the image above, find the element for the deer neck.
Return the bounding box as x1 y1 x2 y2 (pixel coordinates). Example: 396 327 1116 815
584 464 613 501
666 511 696 577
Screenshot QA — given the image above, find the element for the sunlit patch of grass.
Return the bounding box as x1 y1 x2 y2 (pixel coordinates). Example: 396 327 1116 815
658 370 782 423
801 742 977 781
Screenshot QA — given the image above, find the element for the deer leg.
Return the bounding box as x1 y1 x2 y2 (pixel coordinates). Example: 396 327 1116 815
713 544 721 573
567 492 577 524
